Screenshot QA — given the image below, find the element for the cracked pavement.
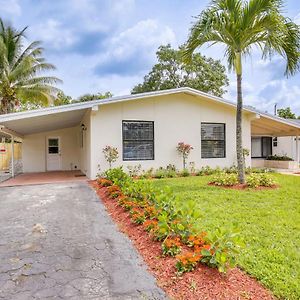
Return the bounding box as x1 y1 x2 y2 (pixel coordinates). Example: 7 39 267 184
0 182 167 300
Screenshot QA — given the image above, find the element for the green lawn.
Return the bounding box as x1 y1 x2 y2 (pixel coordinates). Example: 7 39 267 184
151 174 300 300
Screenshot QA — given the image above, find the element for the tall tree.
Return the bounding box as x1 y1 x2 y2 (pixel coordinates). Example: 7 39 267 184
75 91 113 102
183 0 300 183
277 107 296 119
0 19 61 114
132 44 228 96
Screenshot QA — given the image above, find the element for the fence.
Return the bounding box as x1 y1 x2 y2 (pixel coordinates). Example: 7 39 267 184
0 142 22 171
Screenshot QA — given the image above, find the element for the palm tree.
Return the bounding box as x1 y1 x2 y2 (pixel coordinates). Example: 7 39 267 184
0 19 61 114
183 0 300 183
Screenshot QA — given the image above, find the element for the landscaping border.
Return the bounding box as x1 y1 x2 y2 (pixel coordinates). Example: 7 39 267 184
90 180 275 300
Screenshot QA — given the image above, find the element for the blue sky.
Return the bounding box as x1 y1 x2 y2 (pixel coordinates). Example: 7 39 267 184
2 0 300 114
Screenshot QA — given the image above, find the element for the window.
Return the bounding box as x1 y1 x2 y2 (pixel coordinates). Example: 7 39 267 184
273 137 278 147
48 138 59 154
251 137 272 158
201 123 225 158
122 121 154 160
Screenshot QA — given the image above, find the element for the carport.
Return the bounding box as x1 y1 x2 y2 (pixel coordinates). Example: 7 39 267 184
0 101 95 181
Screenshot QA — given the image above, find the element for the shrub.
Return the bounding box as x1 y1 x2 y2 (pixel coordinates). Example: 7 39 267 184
153 168 167 179
200 227 244 273
197 166 218 176
140 168 154 179
97 178 113 187
127 164 142 177
187 233 207 249
102 145 119 168
246 173 276 188
180 168 190 177
162 237 182 256
210 172 238 186
266 154 293 161
176 142 193 169
130 208 146 224
175 252 201 274
143 219 158 232
104 167 132 188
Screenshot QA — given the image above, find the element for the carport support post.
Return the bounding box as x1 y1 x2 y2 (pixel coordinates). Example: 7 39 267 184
296 136 299 167
11 136 14 177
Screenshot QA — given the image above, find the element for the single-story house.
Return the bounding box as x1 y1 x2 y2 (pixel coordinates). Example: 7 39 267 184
0 87 300 179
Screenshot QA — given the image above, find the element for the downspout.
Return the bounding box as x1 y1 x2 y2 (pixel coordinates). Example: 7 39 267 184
0 125 15 177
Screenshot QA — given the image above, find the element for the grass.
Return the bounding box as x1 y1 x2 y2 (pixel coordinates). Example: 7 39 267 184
151 173 300 300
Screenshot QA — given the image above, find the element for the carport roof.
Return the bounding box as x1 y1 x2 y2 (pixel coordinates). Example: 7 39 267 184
0 87 300 137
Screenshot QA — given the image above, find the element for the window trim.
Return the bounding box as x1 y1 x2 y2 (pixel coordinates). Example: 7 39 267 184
122 120 155 161
201 122 226 159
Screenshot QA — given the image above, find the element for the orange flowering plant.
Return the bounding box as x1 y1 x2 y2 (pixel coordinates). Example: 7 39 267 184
175 251 202 274
130 208 146 225
97 178 113 187
162 236 182 256
143 219 158 232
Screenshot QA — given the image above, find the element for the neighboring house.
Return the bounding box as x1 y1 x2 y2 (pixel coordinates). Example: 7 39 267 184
0 87 300 179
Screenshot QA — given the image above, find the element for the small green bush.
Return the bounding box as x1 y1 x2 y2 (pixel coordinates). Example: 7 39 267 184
180 168 190 177
153 168 167 179
246 173 276 188
266 154 293 161
211 172 238 186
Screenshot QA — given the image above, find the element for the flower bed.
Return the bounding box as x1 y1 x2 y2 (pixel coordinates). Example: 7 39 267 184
91 168 275 299
209 172 277 190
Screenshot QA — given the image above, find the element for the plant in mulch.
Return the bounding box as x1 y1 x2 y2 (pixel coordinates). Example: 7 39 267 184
211 172 239 186
106 185 123 198
246 173 276 188
97 167 243 275
162 236 182 256
97 178 113 187
130 208 146 225
175 251 202 274
200 227 244 273
143 219 158 232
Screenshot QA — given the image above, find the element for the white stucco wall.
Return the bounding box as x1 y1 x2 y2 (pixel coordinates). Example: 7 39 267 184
89 94 252 179
273 136 299 160
22 126 81 172
79 110 92 178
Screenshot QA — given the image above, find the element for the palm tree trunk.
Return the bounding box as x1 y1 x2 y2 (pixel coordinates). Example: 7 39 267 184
236 73 245 183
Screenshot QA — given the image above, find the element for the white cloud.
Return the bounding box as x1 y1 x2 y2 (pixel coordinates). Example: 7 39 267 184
107 19 176 61
0 0 21 16
33 19 77 49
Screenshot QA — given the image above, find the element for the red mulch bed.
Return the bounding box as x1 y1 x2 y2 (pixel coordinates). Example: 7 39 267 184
89 181 275 300
208 182 278 191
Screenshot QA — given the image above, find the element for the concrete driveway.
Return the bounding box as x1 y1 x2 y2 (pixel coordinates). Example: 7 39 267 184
0 182 166 300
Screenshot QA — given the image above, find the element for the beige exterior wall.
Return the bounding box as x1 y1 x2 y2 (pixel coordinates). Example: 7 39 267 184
90 94 252 179
80 110 92 178
22 126 81 173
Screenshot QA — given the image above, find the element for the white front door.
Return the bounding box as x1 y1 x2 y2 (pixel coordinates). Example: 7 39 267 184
46 137 62 171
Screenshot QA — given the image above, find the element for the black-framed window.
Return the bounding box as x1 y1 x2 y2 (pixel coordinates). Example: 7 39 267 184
122 121 154 160
251 137 272 158
201 123 225 158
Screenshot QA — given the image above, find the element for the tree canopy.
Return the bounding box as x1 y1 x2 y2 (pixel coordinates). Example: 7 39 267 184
277 107 299 119
0 19 61 114
75 91 113 103
131 44 229 97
